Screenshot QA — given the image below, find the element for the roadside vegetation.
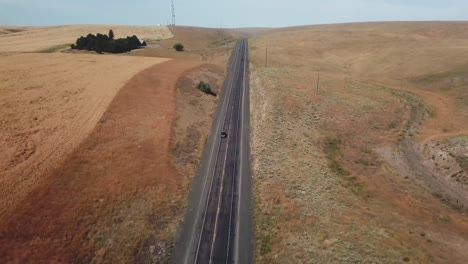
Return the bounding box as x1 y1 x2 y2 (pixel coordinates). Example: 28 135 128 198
250 67 434 263
173 43 184 51
197 81 217 96
250 22 468 263
71 30 146 54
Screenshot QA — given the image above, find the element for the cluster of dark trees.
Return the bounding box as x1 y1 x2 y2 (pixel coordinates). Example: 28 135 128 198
71 30 146 54
173 43 184 51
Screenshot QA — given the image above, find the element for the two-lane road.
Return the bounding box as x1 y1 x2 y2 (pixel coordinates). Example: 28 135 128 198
173 39 253 264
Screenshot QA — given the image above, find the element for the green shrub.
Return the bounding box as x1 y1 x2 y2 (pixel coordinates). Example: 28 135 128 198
173 43 184 51
197 81 217 96
197 81 210 93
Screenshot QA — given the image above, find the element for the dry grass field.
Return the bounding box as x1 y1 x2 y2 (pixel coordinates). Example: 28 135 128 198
0 53 169 223
0 25 230 262
4 20 467 263
0 26 32 35
0 25 173 52
250 22 468 263
131 26 245 65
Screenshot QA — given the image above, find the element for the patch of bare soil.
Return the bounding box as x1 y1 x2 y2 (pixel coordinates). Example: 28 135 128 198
0 60 201 263
376 85 468 209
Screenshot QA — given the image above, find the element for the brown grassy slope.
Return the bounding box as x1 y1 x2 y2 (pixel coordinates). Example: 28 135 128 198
251 22 468 140
160 26 243 51
0 60 227 263
131 26 246 65
250 22 468 264
0 26 31 35
0 53 168 223
0 25 173 52
171 64 225 180
231 28 274 37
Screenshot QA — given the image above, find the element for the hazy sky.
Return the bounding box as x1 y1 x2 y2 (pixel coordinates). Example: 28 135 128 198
1 0 468 27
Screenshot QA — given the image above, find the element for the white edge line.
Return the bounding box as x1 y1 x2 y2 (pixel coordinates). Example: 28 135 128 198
209 84 237 264
226 40 245 263
234 39 248 264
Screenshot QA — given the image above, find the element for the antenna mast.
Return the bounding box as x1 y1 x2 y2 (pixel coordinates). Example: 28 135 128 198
171 0 176 26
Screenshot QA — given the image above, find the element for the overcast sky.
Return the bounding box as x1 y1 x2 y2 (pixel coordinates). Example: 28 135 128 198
1 0 468 28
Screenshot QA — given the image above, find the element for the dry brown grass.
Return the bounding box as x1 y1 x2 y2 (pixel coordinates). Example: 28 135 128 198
0 25 173 52
0 24 234 262
250 22 468 140
0 59 212 263
0 53 169 223
130 26 243 65
171 64 225 180
250 22 468 263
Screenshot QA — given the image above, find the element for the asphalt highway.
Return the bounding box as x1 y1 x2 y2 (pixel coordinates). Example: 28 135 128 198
173 39 253 264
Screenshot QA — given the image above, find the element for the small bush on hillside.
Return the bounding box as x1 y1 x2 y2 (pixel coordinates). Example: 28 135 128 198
173 43 184 51
70 31 145 54
197 81 217 96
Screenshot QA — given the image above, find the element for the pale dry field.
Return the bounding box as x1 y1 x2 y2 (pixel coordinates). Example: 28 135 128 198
250 22 468 263
0 25 174 52
0 53 169 223
0 24 232 262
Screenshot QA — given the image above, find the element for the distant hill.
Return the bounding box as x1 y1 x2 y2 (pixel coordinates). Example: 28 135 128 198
0 25 173 52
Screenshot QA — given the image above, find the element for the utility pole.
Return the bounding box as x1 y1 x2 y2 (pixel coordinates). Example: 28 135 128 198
171 0 176 26
316 71 320 95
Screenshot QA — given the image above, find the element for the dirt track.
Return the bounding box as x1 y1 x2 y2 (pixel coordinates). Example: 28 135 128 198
0 59 202 263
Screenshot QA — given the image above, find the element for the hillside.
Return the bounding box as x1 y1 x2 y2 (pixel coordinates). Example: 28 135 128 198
130 26 247 64
2 20 468 263
0 25 226 262
0 25 173 52
249 21 468 263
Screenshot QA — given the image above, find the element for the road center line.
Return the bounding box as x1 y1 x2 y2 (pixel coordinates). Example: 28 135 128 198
193 42 242 263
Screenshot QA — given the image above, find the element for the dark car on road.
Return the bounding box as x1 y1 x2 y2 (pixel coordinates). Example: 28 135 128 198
221 131 228 138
